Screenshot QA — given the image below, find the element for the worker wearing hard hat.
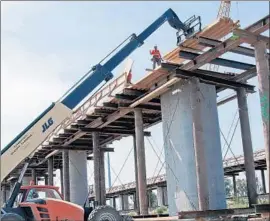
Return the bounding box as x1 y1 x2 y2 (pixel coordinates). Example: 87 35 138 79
150 45 162 69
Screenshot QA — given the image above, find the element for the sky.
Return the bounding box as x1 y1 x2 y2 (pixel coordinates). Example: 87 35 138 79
1 1 269 190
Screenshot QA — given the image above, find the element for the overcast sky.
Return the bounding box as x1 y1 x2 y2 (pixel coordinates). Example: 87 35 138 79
1 1 269 188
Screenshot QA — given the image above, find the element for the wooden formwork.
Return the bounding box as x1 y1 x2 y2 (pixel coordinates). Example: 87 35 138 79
132 17 239 91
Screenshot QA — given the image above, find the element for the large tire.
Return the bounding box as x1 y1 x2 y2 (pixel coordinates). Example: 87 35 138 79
1 213 25 221
88 205 122 221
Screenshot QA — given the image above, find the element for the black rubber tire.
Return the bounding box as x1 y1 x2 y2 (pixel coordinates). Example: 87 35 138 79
88 205 122 221
1 213 25 221
122 215 133 221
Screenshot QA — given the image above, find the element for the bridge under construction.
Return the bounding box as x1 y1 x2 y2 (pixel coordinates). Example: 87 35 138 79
1 2 269 221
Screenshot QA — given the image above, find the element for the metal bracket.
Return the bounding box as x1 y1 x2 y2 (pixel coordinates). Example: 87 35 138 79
177 15 202 46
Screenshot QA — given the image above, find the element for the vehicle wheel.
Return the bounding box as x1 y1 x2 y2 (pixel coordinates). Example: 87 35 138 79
1 213 25 221
122 215 133 221
88 205 122 221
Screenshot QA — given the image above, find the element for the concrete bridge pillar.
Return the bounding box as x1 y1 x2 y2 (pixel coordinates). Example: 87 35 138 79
60 168 64 194
157 186 164 207
48 157 54 186
63 150 70 201
160 79 226 215
31 169 37 185
69 150 88 206
261 169 266 194
119 194 129 211
44 175 48 185
112 197 116 209
134 109 148 215
237 87 257 205
133 134 140 214
254 41 269 187
232 175 237 197
93 132 106 206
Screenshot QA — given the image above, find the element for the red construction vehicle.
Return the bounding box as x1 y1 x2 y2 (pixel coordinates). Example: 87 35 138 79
1 159 124 221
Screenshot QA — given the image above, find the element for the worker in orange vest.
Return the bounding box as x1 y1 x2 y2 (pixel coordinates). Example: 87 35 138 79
126 69 132 85
150 45 162 69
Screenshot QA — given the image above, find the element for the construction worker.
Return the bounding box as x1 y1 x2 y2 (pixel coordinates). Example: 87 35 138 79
150 45 162 69
126 69 132 85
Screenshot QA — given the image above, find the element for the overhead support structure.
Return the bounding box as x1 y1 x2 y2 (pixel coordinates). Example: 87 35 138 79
179 51 255 70
197 36 269 58
79 127 151 136
45 145 114 152
134 109 148 215
161 63 255 92
178 14 269 71
233 29 270 49
236 87 257 206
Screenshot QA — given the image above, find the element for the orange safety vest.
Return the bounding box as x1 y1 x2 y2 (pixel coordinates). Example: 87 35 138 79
150 49 161 58
127 70 132 83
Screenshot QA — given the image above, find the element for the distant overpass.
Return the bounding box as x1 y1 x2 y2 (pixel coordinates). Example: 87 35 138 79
90 149 266 199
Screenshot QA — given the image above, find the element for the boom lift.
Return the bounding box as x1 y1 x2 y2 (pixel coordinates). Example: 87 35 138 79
1 8 201 221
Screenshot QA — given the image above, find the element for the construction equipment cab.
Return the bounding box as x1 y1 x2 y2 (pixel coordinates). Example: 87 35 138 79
1 171 86 221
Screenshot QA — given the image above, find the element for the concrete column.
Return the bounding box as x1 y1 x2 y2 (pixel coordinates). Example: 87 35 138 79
254 41 269 192
60 168 64 194
160 79 226 215
157 187 164 207
69 150 88 206
134 109 148 215
112 197 116 209
100 148 106 205
44 175 48 185
31 169 36 185
190 78 209 210
123 194 129 210
163 186 168 206
133 192 137 210
261 169 266 194
119 194 129 211
93 132 106 205
63 150 70 201
48 157 54 186
120 194 124 211
133 134 140 213
232 175 237 197
237 87 257 205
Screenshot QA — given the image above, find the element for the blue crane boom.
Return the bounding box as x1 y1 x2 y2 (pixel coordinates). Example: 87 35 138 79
1 8 201 182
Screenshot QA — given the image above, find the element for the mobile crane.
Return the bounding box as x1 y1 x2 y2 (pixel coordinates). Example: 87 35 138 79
1 8 201 221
